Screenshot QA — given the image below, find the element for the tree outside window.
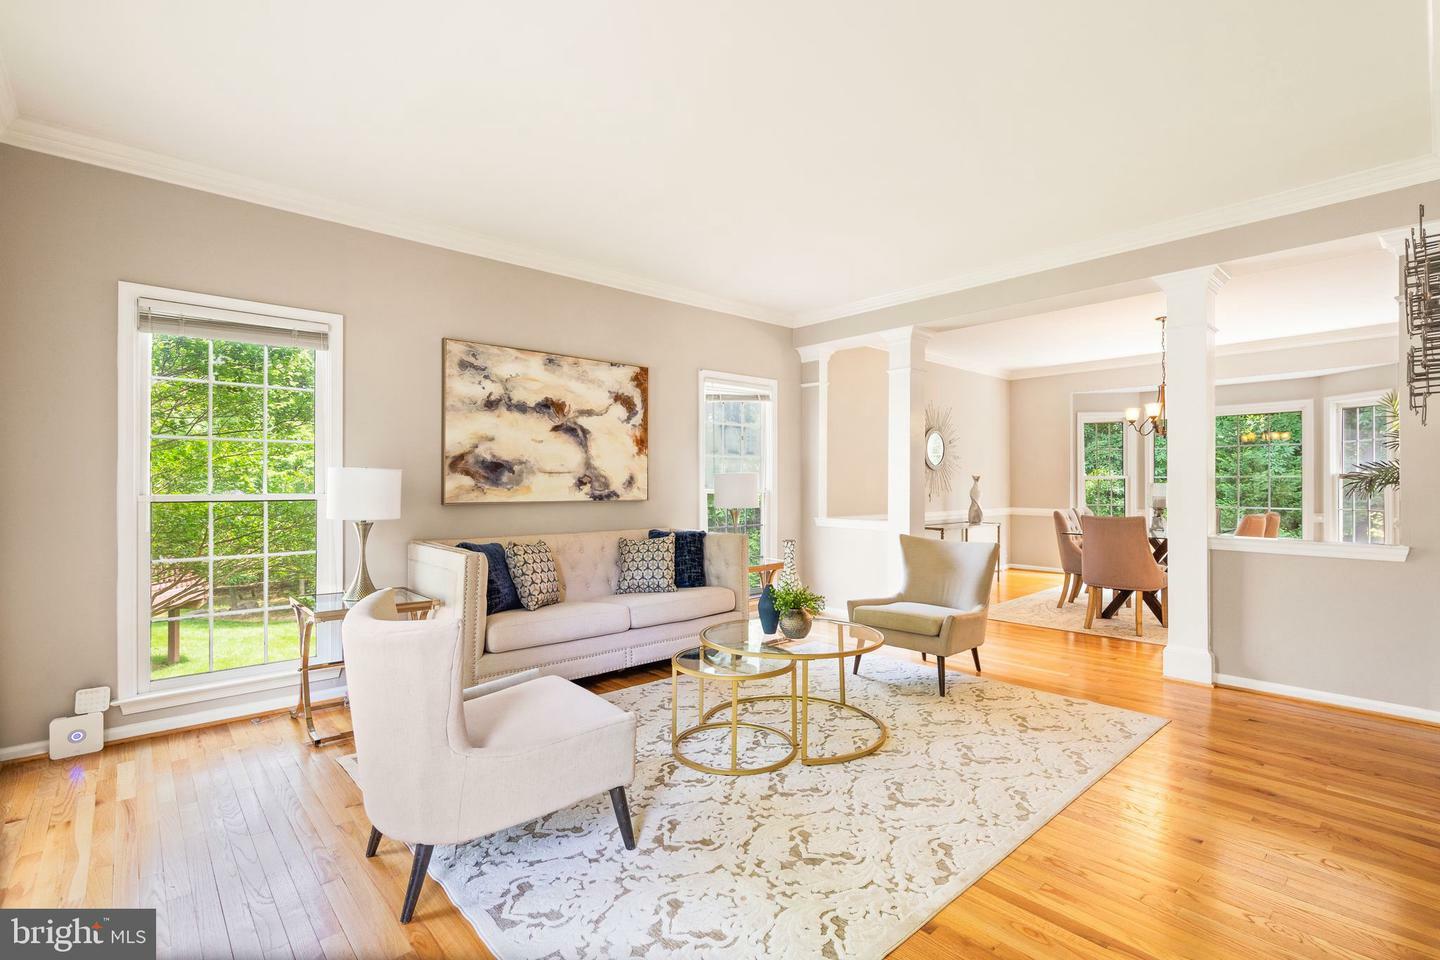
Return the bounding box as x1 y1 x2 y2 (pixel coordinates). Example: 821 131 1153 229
1215 410 1303 537
1081 420 1128 516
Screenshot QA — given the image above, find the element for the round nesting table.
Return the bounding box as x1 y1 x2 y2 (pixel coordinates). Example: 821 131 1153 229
696 617 888 769
671 646 797 776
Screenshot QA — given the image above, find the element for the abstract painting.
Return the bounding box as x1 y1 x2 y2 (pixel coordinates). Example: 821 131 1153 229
442 338 649 503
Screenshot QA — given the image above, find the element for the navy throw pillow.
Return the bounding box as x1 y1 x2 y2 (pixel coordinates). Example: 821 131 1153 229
457 541 522 614
649 529 707 588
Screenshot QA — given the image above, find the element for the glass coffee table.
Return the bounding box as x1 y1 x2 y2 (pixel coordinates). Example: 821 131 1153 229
671 647 797 776
692 617 888 769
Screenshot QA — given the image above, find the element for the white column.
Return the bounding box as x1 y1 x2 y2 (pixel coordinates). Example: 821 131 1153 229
1155 266 1227 685
882 327 930 536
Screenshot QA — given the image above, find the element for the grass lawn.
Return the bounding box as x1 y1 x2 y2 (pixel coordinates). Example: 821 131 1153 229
150 613 302 680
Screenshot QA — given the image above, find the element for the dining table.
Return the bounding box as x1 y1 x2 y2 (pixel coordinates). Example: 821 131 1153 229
1064 531 1168 622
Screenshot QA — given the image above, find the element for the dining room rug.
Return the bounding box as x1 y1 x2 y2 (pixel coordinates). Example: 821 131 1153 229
987 586 1168 644
337 654 1163 960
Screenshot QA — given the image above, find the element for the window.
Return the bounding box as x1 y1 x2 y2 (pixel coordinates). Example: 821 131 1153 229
1214 408 1305 537
700 372 777 591
120 285 342 699
1328 394 1395 544
1076 416 1132 516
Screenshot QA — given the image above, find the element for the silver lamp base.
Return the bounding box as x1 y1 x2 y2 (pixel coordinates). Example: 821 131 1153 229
343 519 378 603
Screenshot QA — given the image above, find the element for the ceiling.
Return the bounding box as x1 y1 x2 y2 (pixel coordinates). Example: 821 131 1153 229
0 2 1434 326
926 235 1402 377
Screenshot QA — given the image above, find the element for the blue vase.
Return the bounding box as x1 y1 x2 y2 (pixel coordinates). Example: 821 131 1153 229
758 585 779 634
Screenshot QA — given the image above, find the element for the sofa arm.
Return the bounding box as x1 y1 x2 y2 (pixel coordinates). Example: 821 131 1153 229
408 541 487 686
703 533 749 613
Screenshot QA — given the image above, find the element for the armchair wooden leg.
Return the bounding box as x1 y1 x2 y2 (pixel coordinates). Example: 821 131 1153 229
400 843 433 924
936 655 947 696
1134 597 1144 638
921 652 929 661
1083 587 1099 629
971 648 981 674
1056 573 1071 608
609 786 636 851
365 826 381 858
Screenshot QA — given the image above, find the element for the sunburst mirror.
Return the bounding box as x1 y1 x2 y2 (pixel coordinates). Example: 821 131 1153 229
923 404 960 500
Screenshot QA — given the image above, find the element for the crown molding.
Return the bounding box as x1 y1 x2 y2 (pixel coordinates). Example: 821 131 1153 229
0 117 792 327
794 152 1440 327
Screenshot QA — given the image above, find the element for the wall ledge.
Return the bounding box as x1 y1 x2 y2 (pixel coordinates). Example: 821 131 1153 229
1208 536 1410 562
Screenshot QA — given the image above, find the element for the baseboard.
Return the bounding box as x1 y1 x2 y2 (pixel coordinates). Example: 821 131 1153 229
1215 674 1440 726
1162 645 1214 685
0 686 348 764
1005 563 1063 574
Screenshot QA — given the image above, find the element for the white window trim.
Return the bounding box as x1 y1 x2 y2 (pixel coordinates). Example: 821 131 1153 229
1323 390 1396 545
697 370 779 559
1214 399 1314 539
115 282 345 708
1074 412 1137 516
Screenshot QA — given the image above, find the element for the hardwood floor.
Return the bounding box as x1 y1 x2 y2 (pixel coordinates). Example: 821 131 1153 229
3 569 1438 959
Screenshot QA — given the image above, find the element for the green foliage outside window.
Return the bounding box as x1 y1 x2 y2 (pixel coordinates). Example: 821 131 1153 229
1081 421 1127 516
148 334 319 680
1214 410 1303 537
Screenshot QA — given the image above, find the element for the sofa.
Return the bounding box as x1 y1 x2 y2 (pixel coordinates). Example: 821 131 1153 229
407 529 749 686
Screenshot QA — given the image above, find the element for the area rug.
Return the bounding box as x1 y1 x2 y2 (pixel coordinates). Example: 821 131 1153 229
338 655 1164 960
987 586 1167 644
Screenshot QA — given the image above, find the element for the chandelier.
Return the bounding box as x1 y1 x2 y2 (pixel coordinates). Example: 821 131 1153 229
1125 315 1168 437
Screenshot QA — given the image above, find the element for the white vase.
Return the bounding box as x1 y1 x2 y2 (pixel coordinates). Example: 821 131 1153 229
968 475 984 524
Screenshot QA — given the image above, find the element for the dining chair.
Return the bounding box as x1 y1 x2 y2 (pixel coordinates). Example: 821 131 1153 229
343 589 637 923
1079 515 1167 638
1052 510 1084 607
1262 512 1281 538
1234 513 1267 537
847 536 997 695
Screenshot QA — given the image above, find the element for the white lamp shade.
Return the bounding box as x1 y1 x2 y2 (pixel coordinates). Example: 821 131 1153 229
713 472 759 510
1150 482 1167 506
326 467 402 520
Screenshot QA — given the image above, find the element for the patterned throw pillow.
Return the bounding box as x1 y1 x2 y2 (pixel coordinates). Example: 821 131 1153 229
504 540 562 610
648 529 707 588
456 542 522 614
617 534 678 594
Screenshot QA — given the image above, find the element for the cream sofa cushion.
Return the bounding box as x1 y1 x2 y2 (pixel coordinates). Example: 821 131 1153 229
851 601 954 637
596 586 736 629
485 601 630 653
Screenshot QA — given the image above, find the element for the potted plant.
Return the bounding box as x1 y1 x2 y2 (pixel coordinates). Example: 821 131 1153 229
770 582 825 639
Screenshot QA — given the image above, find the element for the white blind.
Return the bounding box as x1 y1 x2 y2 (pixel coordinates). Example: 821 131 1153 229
137 297 329 350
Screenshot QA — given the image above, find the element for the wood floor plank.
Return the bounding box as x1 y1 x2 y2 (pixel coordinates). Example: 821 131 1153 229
3 570 1438 959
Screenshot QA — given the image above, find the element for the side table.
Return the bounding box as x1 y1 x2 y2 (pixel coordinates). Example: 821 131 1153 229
288 588 440 746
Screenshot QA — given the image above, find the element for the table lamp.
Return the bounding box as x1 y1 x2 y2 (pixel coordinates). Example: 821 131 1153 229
1150 482 1167 534
714 472 759 532
326 467 402 602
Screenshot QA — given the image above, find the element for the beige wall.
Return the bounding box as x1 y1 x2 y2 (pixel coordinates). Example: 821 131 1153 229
0 145 802 749
825 347 888 517
923 362 1010 518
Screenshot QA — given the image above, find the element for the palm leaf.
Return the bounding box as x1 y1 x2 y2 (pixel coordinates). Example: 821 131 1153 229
1340 460 1399 499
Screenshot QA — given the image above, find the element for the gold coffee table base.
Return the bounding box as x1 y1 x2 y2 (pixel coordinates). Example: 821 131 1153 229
702 693 888 766
671 648 798 777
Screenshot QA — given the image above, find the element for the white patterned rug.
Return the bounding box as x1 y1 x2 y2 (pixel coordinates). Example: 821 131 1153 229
340 655 1163 960
987 587 1168 644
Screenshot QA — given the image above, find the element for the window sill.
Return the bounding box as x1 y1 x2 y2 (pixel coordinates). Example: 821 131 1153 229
114 664 342 715
1207 537 1410 562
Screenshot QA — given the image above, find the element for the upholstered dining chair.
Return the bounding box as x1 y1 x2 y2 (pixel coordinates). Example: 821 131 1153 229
847 536 998 695
1234 513 1267 537
343 589 637 923
1052 510 1084 607
1079 515 1167 638
1262 511 1281 538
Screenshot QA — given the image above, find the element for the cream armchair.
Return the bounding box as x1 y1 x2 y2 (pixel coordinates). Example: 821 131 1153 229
343 590 637 924
847 536 998 695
